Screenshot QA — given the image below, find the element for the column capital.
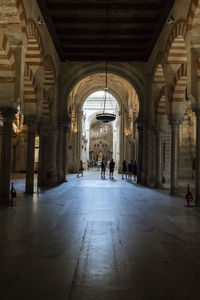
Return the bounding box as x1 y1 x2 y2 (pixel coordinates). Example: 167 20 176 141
1 106 17 120
192 102 200 116
155 127 165 136
169 115 182 128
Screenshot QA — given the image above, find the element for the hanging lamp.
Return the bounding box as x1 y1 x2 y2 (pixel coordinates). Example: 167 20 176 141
96 62 116 123
96 2 116 123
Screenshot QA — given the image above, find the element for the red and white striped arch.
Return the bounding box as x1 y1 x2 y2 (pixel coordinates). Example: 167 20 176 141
166 20 187 72
24 63 37 104
41 55 56 119
153 64 165 86
25 19 44 70
156 87 166 114
187 0 200 45
15 0 27 36
172 62 187 103
0 33 15 83
44 55 56 89
42 89 51 118
187 0 199 29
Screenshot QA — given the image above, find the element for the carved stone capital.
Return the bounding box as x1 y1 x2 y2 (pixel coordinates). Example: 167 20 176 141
155 127 165 137
169 115 182 128
1 106 17 120
192 102 200 117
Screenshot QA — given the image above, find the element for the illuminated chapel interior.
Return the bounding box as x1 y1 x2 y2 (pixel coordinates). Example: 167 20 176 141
0 0 200 202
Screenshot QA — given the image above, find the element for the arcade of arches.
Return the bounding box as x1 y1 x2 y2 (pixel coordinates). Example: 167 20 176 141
3 1 200 299
0 0 200 202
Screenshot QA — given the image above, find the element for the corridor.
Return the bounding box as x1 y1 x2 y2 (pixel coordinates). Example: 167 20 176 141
1 172 200 300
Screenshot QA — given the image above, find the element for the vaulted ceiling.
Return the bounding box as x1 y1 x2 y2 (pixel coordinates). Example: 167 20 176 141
37 0 175 62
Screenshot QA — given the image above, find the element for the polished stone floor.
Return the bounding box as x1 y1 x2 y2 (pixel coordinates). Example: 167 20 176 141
1 171 200 300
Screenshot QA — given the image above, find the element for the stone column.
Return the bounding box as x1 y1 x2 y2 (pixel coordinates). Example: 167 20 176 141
48 128 58 185
137 121 145 184
195 108 200 206
57 124 64 183
25 117 37 194
156 129 163 188
62 126 67 181
0 107 16 203
169 117 182 195
57 121 69 183
38 127 49 188
137 120 147 185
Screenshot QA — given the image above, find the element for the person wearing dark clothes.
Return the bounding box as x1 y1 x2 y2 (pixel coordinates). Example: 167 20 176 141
122 160 127 179
101 159 106 179
78 160 83 177
128 160 133 181
132 160 137 182
109 159 115 179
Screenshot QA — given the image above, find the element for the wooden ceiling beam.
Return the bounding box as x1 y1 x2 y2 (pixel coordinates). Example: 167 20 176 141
52 16 158 25
59 38 151 44
36 0 175 62
62 47 147 54
46 2 163 11
56 29 154 36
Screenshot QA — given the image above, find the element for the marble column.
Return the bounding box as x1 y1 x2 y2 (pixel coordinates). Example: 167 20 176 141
57 124 64 183
169 117 182 195
0 107 16 203
25 117 37 194
62 127 67 181
38 127 49 188
48 128 58 185
137 121 146 184
156 129 163 188
137 120 147 185
195 108 200 206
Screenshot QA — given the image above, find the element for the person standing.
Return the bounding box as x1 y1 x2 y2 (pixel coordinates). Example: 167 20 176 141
132 160 137 182
109 159 115 179
128 160 133 181
101 159 106 179
122 160 127 179
78 160 83 177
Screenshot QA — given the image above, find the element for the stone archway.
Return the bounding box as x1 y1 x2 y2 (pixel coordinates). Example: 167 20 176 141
66 72 139 174
62 62 145 121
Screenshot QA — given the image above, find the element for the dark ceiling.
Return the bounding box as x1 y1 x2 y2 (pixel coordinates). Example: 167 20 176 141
36 0 175 62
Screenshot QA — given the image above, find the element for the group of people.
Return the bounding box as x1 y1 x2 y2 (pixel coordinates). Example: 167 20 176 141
78 159 137 182
122 160 137 182
100 159 115 179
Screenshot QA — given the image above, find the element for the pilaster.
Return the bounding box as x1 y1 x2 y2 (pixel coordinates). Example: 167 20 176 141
169 116 182 195
137 119 147 185
0 106 16 203
48 128 58 185
193 104 200 206
25 116 37 194
156 128 164 188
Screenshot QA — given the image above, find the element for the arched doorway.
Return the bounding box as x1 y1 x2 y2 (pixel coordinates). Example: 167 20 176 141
81 91 119 169
67 73 139 174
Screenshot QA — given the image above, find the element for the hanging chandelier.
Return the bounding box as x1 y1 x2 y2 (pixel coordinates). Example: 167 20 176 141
96 2 116 124
96 62 116 123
